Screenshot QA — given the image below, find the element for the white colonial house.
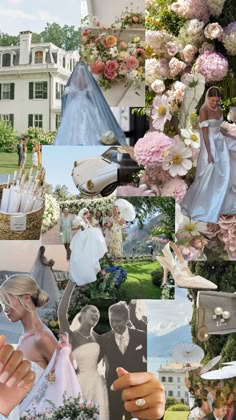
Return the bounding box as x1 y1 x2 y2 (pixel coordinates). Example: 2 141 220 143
158 362 191 403
0 31 80 133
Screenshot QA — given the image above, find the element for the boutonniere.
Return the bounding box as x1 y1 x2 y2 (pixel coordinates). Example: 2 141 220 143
135 344 143 351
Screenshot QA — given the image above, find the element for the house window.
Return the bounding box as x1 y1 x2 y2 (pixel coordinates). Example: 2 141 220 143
29 82 48 99
168 391 173 397
35 51 43 64
161 377 166 382
0 83 15 100
52 52 58 63
177 377 181 383
28 114 43 128
0 114 14 127
168 377 173 383
56 114 61 129
2 53 11 67
70 59 73 71
55 83 65 100
63 57 66 68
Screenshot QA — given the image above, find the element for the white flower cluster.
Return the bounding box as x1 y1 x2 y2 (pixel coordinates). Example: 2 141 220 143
207 0 226 16
42 194 60 233
223 31 236 56
60 196 116 215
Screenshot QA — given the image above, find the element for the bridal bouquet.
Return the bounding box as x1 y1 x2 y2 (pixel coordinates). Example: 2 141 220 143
20 394 99 419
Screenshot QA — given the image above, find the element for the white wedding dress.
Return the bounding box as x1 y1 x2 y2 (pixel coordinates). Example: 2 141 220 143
31 251 60 308
69 223 108 286
73 342 109 420
18 347 81 417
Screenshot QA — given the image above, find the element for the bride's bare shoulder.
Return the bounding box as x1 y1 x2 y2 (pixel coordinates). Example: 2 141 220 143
35 328 57 349
199 105 208 121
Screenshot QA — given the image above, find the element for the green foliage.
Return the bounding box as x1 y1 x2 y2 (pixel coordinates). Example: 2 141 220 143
21 127 56 151
167 404 189 411
151 266 164 287
40 23 80 50
53 185 71 202
0 31 17 46
146 0 186 35
165 397 180 410
0 120 18 152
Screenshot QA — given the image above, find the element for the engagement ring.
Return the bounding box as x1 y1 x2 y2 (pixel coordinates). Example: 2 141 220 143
135 398 146 407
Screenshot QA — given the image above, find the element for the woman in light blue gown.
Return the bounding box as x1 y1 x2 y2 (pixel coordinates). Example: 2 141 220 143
54 61 127 146
181 86 236 223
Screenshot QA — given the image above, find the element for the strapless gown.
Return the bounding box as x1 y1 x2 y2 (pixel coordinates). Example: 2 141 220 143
181 117 236 223
73 342 109 420
69 226 108 286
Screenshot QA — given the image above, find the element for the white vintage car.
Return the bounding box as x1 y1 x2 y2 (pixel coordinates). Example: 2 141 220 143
72 147 121 197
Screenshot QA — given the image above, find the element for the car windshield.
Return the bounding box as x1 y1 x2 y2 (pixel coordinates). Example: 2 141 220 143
101 147 119 164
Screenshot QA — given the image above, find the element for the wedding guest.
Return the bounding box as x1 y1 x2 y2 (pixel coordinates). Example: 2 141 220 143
95 210 103 228
59 208 73 260
20 141 27 168
203 399 228 420
16 139 23 167
0 335 36 419
32 145 38 169
31 246 60 308
102 209 113 248
109 206 125 259
35 143 42 166
189 398 211 420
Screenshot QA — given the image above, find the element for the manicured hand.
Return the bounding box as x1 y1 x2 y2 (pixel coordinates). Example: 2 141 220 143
0 336 36 417
111 367 165 419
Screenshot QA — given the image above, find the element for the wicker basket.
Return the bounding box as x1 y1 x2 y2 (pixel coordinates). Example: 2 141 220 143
0 183 45 240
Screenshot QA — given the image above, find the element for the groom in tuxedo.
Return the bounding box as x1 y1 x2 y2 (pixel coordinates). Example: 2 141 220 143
100 301 147 420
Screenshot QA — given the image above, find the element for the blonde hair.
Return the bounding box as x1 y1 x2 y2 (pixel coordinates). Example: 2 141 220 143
0 274 49 311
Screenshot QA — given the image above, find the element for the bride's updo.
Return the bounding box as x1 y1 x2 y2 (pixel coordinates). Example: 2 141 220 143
0 274 49 310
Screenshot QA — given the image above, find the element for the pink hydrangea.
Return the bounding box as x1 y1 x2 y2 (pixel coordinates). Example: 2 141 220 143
134 132 172 167
171 0 210 23
195 51 228 82
161 178 188 203
217 215 236 259
117 185 155 196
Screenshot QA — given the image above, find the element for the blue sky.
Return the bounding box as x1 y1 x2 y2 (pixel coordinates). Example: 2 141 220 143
0 0 81 35
147 288 193 336
42 145 109 194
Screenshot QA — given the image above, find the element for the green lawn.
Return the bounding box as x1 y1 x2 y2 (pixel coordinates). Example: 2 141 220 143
164 412 189 420
120 261 162 300
0 152 33 174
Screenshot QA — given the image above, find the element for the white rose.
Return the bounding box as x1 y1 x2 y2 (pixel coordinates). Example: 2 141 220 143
151 79 166 94
204 22 223 40
166 41 179 57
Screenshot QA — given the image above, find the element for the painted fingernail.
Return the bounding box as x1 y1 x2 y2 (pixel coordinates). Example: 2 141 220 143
17 380 24 387
0 371 9 383
6 376 16 387
110 384 115 391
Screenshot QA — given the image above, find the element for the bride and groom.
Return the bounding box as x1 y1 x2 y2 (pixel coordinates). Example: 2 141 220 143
58 280 147 420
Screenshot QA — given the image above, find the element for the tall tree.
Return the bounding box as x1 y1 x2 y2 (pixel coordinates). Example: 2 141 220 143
40 23 80 50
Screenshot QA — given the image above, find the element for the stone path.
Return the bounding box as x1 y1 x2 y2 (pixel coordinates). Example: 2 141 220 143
42 221 61 245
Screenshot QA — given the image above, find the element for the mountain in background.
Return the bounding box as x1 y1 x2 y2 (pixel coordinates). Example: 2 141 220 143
148 324 192 357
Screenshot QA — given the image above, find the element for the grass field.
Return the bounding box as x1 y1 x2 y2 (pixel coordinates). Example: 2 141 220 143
164 411 189 420
120 261 162 300
0 152 32 174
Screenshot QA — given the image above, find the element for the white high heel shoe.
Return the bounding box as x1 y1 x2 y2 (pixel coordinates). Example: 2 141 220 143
156 242 217 289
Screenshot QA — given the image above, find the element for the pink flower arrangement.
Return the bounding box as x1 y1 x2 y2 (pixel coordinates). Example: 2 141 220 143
126 56 139 70
169 58 187 77
195 51 228 82
117 185 155 196
104 60 119 80
171 0 210 23
90 60 105 75
161 178 188 203
204 22 223 40
134 131 172 167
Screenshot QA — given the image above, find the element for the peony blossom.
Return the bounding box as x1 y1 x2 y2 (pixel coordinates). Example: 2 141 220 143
161 178 188 203
90 60 105 75
181 128 200 149
204 22 223 40
162 141 192 177
166 41 179 57
195 51 228 82
134 131 172 167
151 95 172 131
182 44 197 63
169 57 186 77
126 56 139 70
151 79 166 94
